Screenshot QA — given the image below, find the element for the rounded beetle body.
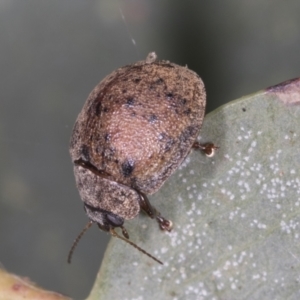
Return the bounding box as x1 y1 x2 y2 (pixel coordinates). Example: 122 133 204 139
70 53 206 233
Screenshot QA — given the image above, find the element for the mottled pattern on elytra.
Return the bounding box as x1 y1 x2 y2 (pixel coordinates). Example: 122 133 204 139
74 165 140 219
70 59 206 199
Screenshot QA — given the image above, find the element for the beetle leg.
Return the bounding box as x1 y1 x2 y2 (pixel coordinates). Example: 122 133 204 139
138 193 173 231
137 193 155 218
192 141 218 157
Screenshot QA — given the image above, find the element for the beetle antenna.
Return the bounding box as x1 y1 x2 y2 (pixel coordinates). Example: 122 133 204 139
109 228 163 265
68 220 93 264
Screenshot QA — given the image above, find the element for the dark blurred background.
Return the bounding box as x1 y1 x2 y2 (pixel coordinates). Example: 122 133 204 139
1 1 300 299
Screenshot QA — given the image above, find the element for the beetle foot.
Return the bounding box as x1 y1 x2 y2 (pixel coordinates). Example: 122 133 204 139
193 141 218 157
137 193 172 231
156 216 173 231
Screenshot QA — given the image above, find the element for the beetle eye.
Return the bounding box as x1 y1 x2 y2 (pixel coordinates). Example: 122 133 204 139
106 212 124 227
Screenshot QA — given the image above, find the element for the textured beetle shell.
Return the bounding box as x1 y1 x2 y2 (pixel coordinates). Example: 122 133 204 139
70 58 206 219
74 165 140 220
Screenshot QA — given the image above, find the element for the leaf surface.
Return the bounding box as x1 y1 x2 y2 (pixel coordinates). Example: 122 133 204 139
88 78 300 300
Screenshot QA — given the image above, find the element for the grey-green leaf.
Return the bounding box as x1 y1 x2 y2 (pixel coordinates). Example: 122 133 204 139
87 78 300 300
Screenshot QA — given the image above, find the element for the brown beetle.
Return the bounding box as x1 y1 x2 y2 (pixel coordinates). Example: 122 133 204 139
68 53 214 264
